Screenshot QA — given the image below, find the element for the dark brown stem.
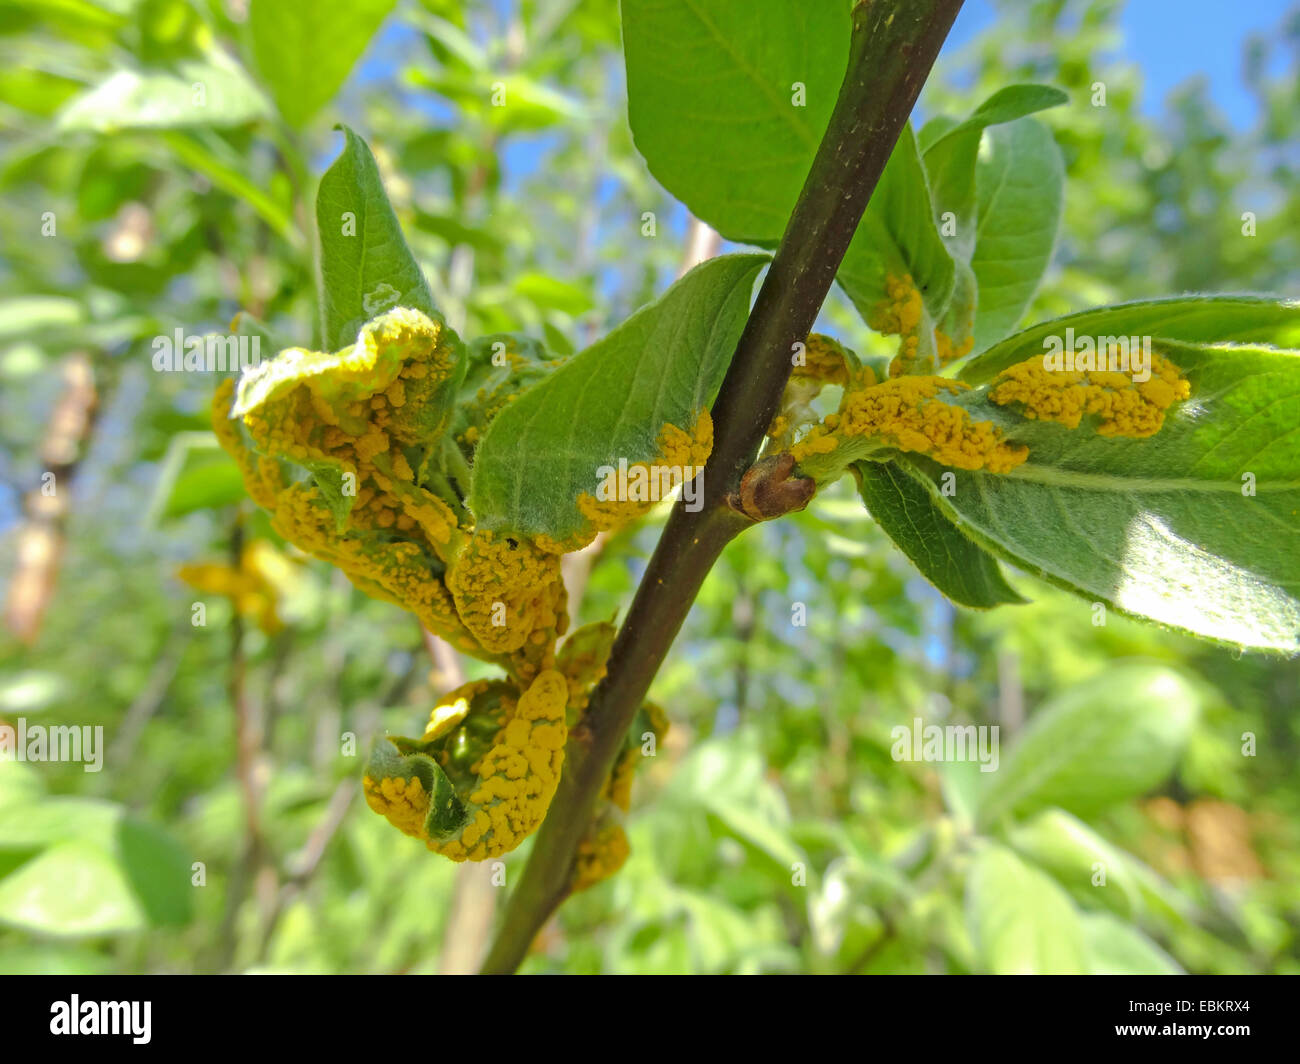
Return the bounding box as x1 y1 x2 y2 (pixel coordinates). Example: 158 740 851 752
480 0 965 975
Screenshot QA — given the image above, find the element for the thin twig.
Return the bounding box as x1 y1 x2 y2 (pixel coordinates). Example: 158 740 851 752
480 0 966 974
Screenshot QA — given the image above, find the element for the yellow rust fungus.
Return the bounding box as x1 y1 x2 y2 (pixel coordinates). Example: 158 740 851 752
793 334 851 386
868 273 924 339
936 327 974 366
211 379 282 511
176 543 283 635
363 670 569 861
769 334 856 447
864 274 975 376
988 353 1191 438
556 621 617 723
264 479 478 653
446 529 567 656
434 669 569 861
362 774 429 839
570 700 668 893
212 310 718 868
576 411 713 534
766 413 792 442
791 375 1027 474
866 273 927 376
572 816 631 893
213 310 487 653
422 678 493 742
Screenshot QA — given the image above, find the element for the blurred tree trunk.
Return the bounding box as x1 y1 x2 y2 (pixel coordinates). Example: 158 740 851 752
4 352 98 643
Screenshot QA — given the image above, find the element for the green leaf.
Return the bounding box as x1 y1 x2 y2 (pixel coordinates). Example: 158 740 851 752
0 798 122 852
958 296 1300 384
230 310 289 352
977 665 1201 825
837 124 957 328
147 431 247 524
852 460 1024 609
410 69 587 135
0 841 145 937
412 209 506 255
364 736 469 839
114 817 194 928
903 298 1300 651
0 797 193 932
300 457 357 531
620 0 850 244
315 125 440 352
1082 913 1183 974
229 308 467 516
58 59 272 131
480 75 588 133
0 761 42 809
967 118 1065 351
0 66 84 118
621 1 955 355
921 84 1067 263
702 799 805 873
937 258 979 355
511 272 595 317
1006 808 1192 925
0 944 114 975
469 254 767 542
668 737 805 874
159 130 295 241
248 0 398 128
452 333 562 452
966 844 1087 974
0 296 85 342
917 114 961 154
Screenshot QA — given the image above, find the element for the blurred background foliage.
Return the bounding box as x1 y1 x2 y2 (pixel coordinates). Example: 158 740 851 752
0 0 1297 974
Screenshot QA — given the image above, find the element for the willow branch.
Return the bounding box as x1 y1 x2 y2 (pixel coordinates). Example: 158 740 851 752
481 0 965 975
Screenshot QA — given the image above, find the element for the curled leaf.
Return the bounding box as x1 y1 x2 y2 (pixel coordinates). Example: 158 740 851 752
364 670 569 861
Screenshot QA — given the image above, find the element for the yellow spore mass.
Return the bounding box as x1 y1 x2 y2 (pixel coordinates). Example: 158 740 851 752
791 375 1028 474
362 774 429 838
422 678 492 741
214 308 693 867
793 334 851 386
176 546 283 635
571 816 631 893
868 273 924 339
363 670 569 862
936 327 974 366
212 310 494 656
769 334 855 447
260 477 479 653
436 669 569 861
570 700 668 893
866 273 926 377
865 274 975 376
556 621 617 724
988 353 1191 438
576 411 713 534
446 530 567 655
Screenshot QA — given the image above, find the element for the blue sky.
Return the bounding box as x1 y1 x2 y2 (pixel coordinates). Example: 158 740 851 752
947 0 1296 128
369 1 1298 131
355 1 1299 197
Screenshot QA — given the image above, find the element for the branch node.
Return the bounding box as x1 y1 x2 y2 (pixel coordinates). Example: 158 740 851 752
725 452 815 522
